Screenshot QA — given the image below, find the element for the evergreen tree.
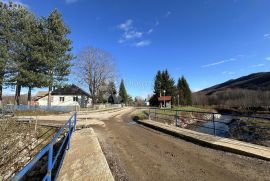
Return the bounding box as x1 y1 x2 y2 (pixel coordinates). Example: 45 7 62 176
119 79 128 104
177 76 192 105
0 2 13 106
4 5 31 105
150 70 163 106
150 69 176 106
44 10 73 107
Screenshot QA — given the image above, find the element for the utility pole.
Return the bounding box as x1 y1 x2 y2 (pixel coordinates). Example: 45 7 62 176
163 90 166 108
177 94 179 107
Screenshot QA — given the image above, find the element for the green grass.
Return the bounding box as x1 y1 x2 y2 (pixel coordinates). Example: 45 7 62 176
148 106 216 116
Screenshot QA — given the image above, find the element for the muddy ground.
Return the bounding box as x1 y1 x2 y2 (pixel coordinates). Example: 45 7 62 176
92 109 270 181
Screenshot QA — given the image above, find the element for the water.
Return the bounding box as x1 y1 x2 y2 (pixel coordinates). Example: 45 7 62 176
196 115 233 137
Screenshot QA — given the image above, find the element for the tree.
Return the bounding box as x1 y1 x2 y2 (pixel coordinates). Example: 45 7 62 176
0 2 13 106
108 81 117 95
119 79 128 104
177 76 192 105
3 4 32 105
150 69 176 106
127 94 133 105
44 10 73 107
75 47 116 105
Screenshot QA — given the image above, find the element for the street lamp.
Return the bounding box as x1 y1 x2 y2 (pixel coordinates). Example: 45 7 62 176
163 90 166 108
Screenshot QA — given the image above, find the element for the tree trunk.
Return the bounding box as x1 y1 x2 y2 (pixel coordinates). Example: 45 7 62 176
47 86 52 108
27 86 32 107
14 83 21 105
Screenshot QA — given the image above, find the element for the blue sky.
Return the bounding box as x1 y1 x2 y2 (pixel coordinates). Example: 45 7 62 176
3 0 270 98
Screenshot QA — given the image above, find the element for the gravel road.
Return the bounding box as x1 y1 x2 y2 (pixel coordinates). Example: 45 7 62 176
92 109 270 181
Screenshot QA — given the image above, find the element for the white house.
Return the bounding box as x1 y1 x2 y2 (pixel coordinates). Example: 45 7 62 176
35 85 91 108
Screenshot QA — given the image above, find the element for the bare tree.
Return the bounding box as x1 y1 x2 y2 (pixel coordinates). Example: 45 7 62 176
75 47 116 105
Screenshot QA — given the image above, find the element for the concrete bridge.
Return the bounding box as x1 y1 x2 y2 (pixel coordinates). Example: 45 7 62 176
12 107 270 180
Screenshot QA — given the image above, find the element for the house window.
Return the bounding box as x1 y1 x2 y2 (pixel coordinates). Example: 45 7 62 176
73 97 78 102
59 97 65 102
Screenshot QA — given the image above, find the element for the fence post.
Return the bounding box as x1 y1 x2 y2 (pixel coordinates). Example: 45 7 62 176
212 113 216 136
74 112 77 131
47 143 53 181
148 108 151 120
67 119 71 150
154 108 156 120
175 111 179 127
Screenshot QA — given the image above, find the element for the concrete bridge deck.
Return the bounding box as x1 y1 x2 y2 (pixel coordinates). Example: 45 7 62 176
58 128 114 181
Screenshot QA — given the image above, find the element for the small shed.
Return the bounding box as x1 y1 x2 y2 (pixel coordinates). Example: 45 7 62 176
158 96 172 108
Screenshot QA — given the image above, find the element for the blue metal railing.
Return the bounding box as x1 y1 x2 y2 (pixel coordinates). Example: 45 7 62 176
144 107 270 145
11 112 77 181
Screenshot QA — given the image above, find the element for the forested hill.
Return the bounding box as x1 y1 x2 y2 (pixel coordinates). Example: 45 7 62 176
198 72 270 95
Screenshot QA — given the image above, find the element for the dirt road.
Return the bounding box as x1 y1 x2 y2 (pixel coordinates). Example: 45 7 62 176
92 108 270 181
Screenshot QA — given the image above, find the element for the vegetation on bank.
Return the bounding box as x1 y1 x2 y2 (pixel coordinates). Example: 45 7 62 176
0 119 58 179
14 110 63 116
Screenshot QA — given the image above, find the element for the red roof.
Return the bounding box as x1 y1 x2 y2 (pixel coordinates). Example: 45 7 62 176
158 96 172 101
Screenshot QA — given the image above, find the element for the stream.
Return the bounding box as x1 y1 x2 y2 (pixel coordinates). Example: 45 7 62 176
195 114 233 137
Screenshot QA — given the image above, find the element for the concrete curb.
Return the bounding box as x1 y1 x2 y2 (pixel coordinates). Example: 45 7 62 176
58 128 114 181
136 119 270 161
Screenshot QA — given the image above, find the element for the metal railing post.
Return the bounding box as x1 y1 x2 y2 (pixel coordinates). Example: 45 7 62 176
212 113 216 136
175 111 179 127
154 108 156 120
67 119 71 150
47 143 53 181
74 112 77 131
148 108 151 120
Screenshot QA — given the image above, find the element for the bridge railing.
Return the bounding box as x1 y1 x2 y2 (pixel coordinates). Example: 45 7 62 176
140 107 270 147
11 112 77 181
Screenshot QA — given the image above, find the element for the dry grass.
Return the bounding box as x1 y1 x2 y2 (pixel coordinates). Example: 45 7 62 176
14 110 63 116
0 119 58 180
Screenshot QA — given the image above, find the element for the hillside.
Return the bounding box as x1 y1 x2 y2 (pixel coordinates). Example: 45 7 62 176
199 72 270 95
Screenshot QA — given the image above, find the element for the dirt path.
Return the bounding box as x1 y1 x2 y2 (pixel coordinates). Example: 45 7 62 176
92 109 270 181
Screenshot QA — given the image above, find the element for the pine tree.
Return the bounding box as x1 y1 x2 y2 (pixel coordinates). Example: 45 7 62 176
177 76 192 105
4 5 31 105
0 2 13 106
150 70 176 106
44 10 73 107
119 79 128 104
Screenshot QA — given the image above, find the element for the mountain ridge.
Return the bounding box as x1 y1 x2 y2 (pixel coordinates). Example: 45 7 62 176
198 72 270 95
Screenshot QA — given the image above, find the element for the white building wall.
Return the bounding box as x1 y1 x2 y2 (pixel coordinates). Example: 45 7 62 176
37 95 90 107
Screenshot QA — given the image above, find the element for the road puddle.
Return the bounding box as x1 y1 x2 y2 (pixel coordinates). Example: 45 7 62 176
128 120 137 125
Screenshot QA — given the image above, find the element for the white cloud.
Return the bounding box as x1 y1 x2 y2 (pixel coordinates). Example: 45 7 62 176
201 58 236 68
222 71 235 75
117 19 144 43
123 30 143 39
134 40 151 47
265 57 270 61
118 19 133 31
264 33 270 39
164 11 171 18
147 28 154 34
65 0 79 4
251 64 265 67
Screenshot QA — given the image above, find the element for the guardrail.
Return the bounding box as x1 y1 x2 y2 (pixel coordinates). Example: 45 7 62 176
11 112 77 181
143 107 270 146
